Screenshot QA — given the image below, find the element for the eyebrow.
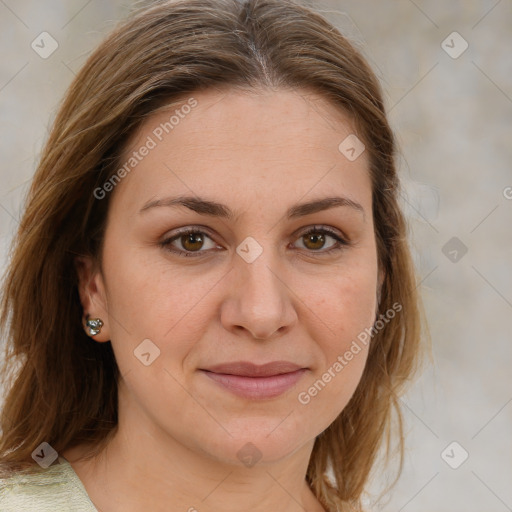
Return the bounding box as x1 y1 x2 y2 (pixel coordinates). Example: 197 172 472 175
140 195 365 221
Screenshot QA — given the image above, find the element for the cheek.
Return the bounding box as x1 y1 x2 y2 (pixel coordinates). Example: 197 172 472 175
100 243 214 373
295 256 379 354
312 273 376 332
292 260 378 424
103 237 210 323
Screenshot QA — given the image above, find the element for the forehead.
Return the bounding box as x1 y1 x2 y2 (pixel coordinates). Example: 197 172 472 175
111 87 372 216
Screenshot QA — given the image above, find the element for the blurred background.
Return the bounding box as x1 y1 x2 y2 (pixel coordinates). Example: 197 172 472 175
0 1 511 510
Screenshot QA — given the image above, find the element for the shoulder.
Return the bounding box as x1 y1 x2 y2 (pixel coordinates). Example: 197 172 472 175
0 457 97 511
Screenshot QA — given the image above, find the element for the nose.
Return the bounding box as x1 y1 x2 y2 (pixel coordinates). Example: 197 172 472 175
220 245 298 341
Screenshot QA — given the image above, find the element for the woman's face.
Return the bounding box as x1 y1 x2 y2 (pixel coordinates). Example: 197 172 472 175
81 87 381 466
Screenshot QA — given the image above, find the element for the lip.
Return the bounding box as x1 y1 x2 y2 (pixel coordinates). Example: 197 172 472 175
200 361 308 399
204 361 304 377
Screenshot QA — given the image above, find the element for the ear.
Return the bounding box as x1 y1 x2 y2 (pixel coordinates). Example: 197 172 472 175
75 256 110 342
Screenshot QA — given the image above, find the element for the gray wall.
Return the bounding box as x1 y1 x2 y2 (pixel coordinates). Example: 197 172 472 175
1 1 511 510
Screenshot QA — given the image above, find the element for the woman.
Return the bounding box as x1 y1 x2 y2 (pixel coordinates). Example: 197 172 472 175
0 0 425 510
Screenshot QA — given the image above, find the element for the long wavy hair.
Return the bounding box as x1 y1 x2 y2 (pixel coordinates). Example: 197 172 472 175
0 0 426 510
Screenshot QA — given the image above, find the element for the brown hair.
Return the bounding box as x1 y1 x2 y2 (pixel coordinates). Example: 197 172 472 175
0 0 426 509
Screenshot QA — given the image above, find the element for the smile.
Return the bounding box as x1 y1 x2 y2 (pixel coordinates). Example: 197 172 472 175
199 361 308 400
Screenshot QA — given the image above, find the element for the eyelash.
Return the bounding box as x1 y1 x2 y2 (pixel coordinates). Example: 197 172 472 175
159 225 350 258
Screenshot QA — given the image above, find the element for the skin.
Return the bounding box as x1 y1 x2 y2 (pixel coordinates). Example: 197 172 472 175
64 87 383 512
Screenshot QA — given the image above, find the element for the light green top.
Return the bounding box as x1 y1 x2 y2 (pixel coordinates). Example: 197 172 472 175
0 456 97 511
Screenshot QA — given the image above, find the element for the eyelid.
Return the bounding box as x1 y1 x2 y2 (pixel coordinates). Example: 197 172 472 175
294 224 349 243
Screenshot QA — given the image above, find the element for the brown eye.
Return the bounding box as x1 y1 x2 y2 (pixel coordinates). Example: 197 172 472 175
160 225 349 259
160 228 219 258
302 232 327 251
180 232 205 252
293 226 349 255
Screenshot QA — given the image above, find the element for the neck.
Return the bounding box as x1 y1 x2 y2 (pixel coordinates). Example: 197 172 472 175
64 401 325 512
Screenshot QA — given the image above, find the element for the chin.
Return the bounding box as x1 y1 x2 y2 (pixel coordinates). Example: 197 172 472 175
196 415 315 467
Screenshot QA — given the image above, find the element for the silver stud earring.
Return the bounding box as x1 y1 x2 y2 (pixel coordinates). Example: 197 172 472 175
85 316 103 337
